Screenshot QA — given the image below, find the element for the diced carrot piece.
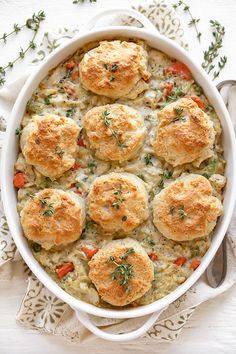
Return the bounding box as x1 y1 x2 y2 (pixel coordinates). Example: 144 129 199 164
77 137 86 147
74 189 83 195
188 96 206 110
163 61 192 80
71 163 81 171
190 258 201 270
164 83 173 96
71 70 79 80
13 172 27 189
174 256 187 266
148 252 158 261
56 262 74 280
65 61 76 70
81 247 99 260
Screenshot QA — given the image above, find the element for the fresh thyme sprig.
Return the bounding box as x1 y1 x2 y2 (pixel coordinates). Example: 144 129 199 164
202 20 227 78
174 107 184 117
172 107 185 122
0 11 46 87
109 248 135 292
0 24 24 43
173 1 201 41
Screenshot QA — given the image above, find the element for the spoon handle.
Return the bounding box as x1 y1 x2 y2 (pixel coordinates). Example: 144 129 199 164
206 237 227 288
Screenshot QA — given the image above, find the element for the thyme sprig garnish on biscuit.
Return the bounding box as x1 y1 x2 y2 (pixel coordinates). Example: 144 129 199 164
109 248 135 292
102 110 128 149
172 107 185 122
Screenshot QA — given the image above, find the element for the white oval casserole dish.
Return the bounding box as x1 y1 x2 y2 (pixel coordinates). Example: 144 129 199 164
1 8 236 341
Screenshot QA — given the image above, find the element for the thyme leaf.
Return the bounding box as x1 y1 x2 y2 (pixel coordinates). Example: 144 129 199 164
179 207 186 220
114 189 122 195
15 127 22 136
144 153 153 166
55 146 64 155
40 199 54 217
169 205 187 220
66 108 75 117
166 87 184 104
111 202 120 209
32 242 42 252
120 248 135 261
87 161 97 173
111 63 118 72
44 96 52 105
163 170 173 179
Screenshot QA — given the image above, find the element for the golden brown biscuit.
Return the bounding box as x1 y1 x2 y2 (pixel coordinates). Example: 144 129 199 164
88 173 149 232
153 174 223 241
83 104 146 162
20 189 85 249
20 114 80 179
79 40 150 99
153 98 215 167
88 238 154 306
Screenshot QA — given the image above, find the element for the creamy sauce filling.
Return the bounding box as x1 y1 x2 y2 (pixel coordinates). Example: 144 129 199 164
15 39 226 308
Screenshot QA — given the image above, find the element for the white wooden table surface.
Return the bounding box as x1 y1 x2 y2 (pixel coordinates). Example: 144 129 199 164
0 0 236 353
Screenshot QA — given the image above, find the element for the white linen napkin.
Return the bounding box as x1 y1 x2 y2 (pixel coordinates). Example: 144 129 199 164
0 0 236 344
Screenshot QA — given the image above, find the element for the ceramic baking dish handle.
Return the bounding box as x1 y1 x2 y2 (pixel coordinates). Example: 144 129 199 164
75 309 165 342
83 8 157 32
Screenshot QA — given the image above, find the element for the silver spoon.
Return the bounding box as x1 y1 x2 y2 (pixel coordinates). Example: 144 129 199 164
206 80 236 287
